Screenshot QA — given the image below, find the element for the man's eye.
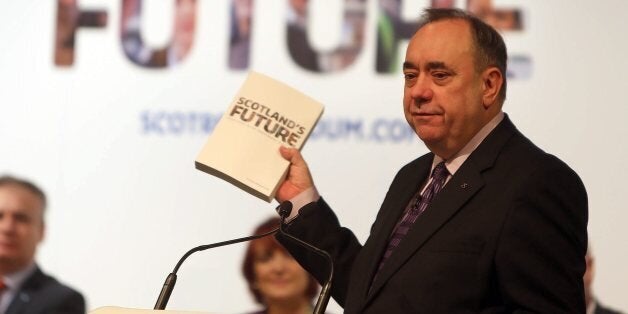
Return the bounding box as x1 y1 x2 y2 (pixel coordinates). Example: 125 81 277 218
14 214 31 223
404 73 417 80
432 72 450 80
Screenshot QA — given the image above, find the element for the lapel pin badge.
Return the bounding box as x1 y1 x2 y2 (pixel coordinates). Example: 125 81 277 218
460 183 469 189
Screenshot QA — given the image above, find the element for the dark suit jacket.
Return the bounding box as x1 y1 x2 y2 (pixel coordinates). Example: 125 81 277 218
278 115 588 313
6 266 85 314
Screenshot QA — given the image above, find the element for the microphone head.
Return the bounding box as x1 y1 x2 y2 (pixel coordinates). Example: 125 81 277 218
278 201 293 218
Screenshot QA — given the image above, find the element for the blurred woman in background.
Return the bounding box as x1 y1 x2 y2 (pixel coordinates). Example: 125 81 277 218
242 217 319 314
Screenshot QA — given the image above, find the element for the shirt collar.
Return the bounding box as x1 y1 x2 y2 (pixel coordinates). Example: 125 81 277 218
433 111 505 175
2 262 36 291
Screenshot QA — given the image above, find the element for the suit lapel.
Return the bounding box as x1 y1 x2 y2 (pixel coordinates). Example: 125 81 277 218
366 167 485 300
6 291 31 314
363 115 518 306
6 266 45 314
351 156 433 303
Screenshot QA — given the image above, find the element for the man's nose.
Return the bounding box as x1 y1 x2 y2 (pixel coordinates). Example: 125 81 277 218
410 76 434 106
0 217 15 232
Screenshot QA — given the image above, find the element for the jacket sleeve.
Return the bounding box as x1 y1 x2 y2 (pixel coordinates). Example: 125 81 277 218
276 197 363 307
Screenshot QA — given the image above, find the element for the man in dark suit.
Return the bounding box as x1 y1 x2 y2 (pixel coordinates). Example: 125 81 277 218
0 175 85 314
274 8 588 313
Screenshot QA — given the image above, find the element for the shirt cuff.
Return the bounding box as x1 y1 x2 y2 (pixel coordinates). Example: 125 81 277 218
279 187 320 222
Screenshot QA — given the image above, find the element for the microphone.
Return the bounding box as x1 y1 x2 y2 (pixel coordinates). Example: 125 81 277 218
277 201 334 314
153 224 279 310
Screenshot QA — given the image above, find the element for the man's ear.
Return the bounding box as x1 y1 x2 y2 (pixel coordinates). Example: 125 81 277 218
481 66 503 109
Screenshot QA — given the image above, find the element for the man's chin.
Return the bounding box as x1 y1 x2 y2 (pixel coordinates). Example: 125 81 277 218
0 252 19 262
416 129 443 145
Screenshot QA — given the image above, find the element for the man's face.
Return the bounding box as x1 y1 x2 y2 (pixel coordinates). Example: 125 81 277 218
0 185 44 273
403 19 494 159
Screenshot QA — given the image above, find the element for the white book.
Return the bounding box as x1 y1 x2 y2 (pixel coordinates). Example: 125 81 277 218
195 72 324 202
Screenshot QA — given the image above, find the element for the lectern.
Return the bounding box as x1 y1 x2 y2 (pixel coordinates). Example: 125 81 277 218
90 307 210 314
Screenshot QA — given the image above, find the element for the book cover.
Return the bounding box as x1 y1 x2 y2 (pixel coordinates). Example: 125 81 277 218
195 72 324 202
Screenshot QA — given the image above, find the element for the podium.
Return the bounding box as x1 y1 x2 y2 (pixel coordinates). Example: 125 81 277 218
90 307 211 314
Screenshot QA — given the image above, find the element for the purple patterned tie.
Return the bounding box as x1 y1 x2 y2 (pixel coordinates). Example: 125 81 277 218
375 161 450 274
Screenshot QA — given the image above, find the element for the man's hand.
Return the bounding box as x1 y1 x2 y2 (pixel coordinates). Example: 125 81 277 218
275 146 314 202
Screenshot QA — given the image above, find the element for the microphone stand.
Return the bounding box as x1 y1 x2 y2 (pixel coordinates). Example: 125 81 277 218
153 227 278 310
153 201 333 314
277 202 334 314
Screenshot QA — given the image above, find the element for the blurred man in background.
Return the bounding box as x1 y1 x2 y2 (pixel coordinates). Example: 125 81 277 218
0 175 84 314
585 245 624 314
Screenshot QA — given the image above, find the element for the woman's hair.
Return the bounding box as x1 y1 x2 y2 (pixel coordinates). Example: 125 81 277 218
241 216 319 304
